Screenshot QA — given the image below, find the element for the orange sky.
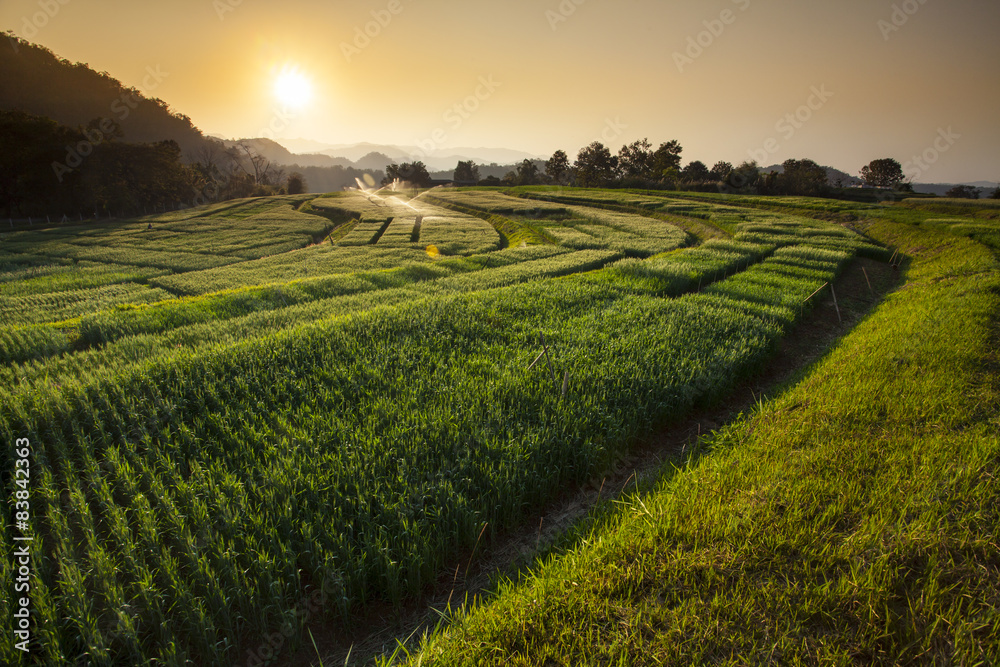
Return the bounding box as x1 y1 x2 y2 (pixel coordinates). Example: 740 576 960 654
3 0 999 182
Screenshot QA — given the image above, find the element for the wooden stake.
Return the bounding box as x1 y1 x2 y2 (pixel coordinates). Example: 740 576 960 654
561 370 569 398
803 282 829 304
830 284 842 324
527 349 546 372
862 267 874 298
540 333 557 387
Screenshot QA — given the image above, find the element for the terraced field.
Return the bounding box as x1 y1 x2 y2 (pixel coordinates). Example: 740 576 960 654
1 188 994 666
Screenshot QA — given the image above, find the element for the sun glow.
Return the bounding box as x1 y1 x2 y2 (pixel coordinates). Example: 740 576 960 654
273 67 313 109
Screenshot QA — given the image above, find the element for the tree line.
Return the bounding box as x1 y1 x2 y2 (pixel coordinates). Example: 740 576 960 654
386 142 997 200
0 109 313 217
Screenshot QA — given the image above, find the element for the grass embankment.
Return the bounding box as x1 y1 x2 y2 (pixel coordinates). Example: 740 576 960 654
398 216 1000 664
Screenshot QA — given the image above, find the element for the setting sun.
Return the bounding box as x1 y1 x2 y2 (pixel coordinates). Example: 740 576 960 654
273 67 313 109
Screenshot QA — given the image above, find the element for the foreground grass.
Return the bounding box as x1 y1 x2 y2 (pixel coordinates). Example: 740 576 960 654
396 216 1000 664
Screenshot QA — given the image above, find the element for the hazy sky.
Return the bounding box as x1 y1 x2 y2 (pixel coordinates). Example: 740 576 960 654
4 0 999 182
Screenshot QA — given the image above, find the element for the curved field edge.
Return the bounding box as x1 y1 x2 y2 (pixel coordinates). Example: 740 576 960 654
0 226 866 661
394 218 1000 665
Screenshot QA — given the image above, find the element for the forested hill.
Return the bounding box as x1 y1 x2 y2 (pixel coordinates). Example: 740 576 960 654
0 32 213 159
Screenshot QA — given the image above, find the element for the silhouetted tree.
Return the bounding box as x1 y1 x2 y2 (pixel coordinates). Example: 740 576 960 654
383 161 432 187
617 139 653 180
574 142 618 187
1 109 197 216
454 160 480 184
710 161 733 181
681 160 710 183
545 150 571 185
234 141 280 186
991 186 1000 200
946 185 980 199
860 158 905 189
778 159 828 196
82 139 195 213
650 140 683 178
515 159 540 186
0 109 83 215
286 172 307 195
724 161 761 192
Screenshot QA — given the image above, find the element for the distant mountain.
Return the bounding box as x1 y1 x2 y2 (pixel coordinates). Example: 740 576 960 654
218 138 383 193
353 152 396 171
221 138 352 168
271 140 543 173
277 137 341 155
0 34 214 160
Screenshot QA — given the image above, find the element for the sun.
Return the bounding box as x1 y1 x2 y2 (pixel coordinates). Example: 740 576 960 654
274 68 313 109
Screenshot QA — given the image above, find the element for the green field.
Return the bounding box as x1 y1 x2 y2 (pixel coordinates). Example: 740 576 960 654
1 188 997 666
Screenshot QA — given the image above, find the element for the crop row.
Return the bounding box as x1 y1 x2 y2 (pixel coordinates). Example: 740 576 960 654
0 236 852 664
428 190 571 217
76 248 619 348
0 260 168 298
0 282 176 327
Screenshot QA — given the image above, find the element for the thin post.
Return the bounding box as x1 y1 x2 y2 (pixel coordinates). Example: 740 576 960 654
561 371 569 398
830 284 842 324
862 267 874 299
803 282 829 304
540 333 557 387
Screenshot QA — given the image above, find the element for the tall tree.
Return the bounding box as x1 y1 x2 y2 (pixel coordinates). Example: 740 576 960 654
617 139 653 180
383 161 432 187
453 160 480 184
650 140 683 177
710 161 733 181
681 160 710 183
779 159 828 196
991 186 1000 200
574 142 618 187
286 172 307 195
234 141 278 186
860 158 905 188
545 150 571 185
726 161 761 192
515 159 540 186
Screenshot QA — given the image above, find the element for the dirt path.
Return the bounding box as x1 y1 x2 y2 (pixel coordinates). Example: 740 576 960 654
275 257 900 667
